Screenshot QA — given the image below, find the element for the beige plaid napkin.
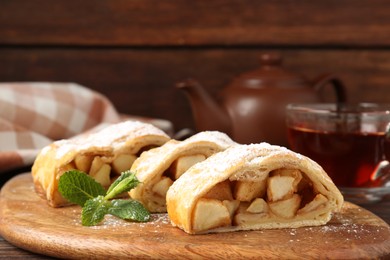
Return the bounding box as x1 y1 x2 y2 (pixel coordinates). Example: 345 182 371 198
0 82 173 173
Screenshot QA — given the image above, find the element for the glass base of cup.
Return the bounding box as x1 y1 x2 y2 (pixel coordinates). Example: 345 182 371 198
340 186 390 205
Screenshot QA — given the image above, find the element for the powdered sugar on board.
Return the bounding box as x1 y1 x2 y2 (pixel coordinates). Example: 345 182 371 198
68 204 386 242
281 204 388 245
71 213 171 232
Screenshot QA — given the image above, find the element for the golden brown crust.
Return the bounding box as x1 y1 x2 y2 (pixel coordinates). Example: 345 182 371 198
31 121 170 207
129 131 236 213
166 143 344 234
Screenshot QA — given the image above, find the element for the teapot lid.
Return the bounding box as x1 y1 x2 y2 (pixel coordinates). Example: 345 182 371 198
231 53 308 89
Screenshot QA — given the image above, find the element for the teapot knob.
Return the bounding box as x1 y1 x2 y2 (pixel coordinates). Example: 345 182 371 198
260 53 282 67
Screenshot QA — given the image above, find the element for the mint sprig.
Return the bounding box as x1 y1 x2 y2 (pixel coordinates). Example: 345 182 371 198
59 170 150 226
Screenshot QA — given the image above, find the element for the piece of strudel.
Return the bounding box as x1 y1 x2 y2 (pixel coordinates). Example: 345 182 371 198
129 131 236 213
32 121 170 207
167 143 344 234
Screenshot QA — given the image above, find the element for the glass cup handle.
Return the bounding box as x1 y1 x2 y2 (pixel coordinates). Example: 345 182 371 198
371 161 390 187
371 122 390 187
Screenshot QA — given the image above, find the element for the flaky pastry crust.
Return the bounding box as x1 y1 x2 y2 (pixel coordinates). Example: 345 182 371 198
32 121 170 207
129 131 236 212
167 143 344 234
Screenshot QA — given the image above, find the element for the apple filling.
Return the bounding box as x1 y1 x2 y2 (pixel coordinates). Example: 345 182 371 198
150 154 207 205
60 152 150 189
192 168 329 233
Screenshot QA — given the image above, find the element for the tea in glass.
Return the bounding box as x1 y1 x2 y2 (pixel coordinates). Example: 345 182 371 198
286 103 390 203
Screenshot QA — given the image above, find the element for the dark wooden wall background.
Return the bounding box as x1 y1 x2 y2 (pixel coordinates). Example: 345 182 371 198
1 0 390 133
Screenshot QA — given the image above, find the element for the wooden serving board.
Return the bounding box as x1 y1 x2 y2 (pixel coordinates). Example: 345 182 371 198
1 173 390 259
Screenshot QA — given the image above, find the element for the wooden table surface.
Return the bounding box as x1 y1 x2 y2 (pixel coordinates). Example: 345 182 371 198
1 174 389 259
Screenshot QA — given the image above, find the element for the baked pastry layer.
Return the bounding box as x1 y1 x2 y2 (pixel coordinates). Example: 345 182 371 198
32 121 170 207
167 143 344 234
129 131 236 213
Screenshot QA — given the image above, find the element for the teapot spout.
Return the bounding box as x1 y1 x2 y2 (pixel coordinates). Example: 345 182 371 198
176 79 232 135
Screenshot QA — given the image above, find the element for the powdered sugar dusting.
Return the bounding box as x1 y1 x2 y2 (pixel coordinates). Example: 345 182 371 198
184 131 237 150
53 121 168 159
191 143 297 181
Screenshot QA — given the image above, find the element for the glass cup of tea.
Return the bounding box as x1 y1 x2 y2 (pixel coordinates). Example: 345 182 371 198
286 103 390 204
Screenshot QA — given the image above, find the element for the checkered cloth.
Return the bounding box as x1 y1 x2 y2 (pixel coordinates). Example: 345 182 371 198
0 82 173 173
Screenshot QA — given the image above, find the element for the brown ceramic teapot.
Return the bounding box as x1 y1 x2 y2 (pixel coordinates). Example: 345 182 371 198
177 53 347 146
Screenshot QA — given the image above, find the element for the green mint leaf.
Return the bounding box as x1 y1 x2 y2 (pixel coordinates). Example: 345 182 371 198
59 170 148 226
82 196 111 226
105 171 140 200
58 170 106 206
108 199 150 222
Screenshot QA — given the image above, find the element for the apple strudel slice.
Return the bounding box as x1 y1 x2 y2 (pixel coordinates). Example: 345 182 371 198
129 131 236 213
167 143 344 234
32 121 170 207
